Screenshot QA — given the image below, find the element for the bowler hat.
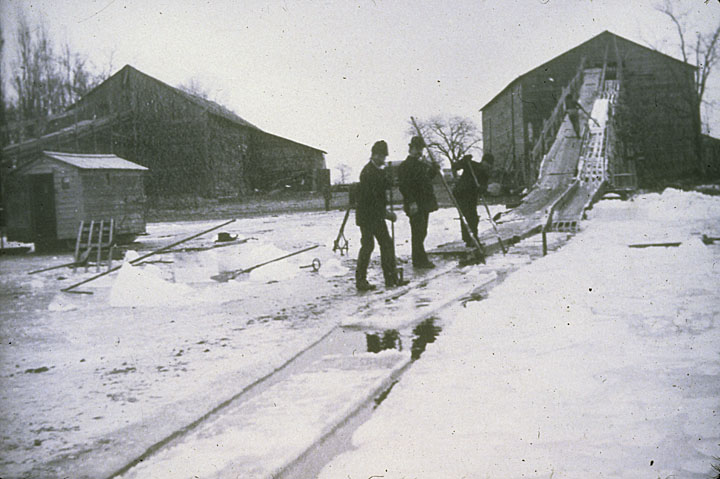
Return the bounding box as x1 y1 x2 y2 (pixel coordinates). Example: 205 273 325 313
371 140 389 156
409 136 426 149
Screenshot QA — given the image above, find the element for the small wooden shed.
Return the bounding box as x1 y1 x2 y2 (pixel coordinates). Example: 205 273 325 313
3 151 148 249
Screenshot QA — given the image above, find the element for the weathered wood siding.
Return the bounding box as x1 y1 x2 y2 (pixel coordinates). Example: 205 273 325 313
207 115 251 198
613 37 698 184
481 82 524 188
22 160 83 241
482 31 699 189
79 170 146 237
3 65 327 200
249 131 326 191
3 176 31 242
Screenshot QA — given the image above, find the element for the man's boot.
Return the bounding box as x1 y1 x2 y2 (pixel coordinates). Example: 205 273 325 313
356 279 376 291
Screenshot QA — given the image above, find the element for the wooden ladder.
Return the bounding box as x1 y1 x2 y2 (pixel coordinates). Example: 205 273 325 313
73 219 115 272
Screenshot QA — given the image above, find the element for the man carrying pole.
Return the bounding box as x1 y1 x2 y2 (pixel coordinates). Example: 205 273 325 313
409 117 486 264
452 153 494 247
355 140 403 291
397 135 440 269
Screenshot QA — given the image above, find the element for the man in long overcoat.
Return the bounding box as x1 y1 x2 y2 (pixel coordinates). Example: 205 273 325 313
355 140 400 291
397 135 439 269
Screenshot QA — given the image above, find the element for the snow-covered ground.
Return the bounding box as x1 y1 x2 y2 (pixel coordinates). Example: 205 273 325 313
0 205 489 478
318 188 720 479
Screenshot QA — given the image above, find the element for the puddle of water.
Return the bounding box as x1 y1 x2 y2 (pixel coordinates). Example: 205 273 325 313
410 317 442 360
363 316 442 361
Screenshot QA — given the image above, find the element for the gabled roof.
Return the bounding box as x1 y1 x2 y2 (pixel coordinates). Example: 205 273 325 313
78 65 260 130
42 151 148 170
76 65 325 154
481 30 695 112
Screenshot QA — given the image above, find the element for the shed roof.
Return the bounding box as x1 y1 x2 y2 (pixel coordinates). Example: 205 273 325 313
43 151 149 170
480 30 695 112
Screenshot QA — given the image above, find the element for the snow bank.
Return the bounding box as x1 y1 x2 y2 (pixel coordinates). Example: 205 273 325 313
319 189 720 479
109 251 195 307
589 188 720 224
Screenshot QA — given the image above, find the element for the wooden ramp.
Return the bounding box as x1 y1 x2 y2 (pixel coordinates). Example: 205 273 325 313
432 68 604 257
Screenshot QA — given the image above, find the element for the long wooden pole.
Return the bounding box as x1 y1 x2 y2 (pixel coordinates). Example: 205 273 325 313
410 117 485 263
463 159 507 254
62 219 236 293
212 244 320 282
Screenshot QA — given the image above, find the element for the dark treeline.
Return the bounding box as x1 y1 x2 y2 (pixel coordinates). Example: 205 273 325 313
1 15 111 147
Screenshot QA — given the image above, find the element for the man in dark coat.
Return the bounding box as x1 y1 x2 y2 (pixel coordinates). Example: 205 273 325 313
397 135 440 269
452 153 494 246
355 140 400 291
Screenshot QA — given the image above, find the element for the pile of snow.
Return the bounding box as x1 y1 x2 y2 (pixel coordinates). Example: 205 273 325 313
318 258 348 278
173 249 219 283
48 294 79 312
319 189 720 478
109 251 194 307
248 260 299 282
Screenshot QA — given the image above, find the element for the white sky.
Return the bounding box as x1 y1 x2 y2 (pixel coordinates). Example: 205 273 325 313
2 0 719 180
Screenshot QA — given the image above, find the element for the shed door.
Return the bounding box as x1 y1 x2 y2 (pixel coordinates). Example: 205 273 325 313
29 174 57 243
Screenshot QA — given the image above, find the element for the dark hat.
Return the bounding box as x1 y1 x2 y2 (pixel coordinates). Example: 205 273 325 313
409 136 426 149
371 140 389 156
482 153 495 163
461 154 473 162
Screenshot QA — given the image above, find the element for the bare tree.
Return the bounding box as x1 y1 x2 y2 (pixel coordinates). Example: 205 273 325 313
657 1 720 128
8 15 103 142
1 23 7 147
178 77 212 100
408 115 482 172
334 163 352 184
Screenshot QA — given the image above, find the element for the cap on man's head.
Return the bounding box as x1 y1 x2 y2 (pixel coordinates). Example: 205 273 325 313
482 153 495 163
371 140 389 156
409 136 426 149
461 154 473 162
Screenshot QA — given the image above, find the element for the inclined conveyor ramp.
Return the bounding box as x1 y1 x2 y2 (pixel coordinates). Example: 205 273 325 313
493 67 602 230
547 78 620 232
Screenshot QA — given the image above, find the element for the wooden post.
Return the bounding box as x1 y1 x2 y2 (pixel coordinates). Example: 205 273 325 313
84 220 95 272
96 220 104 272
73 220 84 272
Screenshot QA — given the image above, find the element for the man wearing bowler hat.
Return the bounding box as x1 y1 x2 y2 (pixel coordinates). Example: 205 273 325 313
397 135 440 269
355 140 402 291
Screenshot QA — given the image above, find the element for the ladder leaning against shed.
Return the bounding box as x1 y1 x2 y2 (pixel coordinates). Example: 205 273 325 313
73 219 115 272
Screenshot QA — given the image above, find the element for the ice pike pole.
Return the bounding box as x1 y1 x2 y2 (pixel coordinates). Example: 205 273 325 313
462 157 506 254
211 244 320 282
62 219 237 294
410 117 485 264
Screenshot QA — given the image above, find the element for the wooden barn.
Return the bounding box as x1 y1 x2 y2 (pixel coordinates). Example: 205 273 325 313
4 151 148 249
481 30 700 190
1 65 326 200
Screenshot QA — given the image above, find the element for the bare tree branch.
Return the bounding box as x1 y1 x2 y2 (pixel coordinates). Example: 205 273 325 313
408 115 483 175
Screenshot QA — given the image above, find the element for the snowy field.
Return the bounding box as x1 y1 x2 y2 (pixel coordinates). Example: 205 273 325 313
2 189 718 478
319 188 720 479
0 205 488 478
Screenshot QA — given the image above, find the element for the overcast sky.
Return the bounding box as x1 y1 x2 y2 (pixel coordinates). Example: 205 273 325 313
2 0 719 180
